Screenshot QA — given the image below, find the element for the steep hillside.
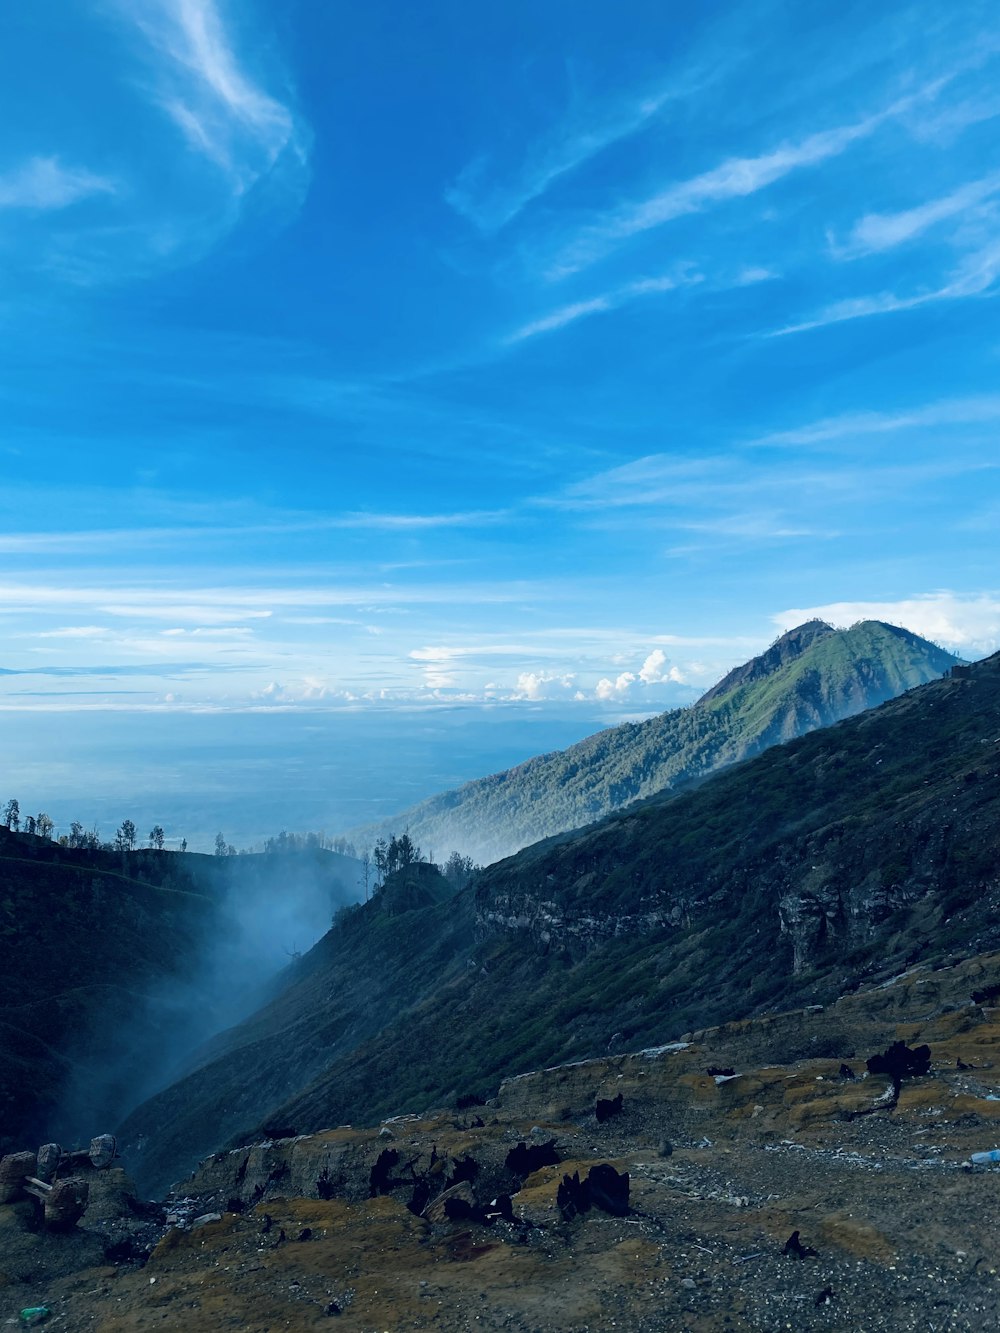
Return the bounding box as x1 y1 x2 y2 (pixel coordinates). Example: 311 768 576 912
118 863 476 1192
120 649 996 1194
349 620 958 864
0 837 361 1157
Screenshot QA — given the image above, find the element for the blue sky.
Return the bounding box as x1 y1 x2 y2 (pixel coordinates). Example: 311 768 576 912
2 0 999 726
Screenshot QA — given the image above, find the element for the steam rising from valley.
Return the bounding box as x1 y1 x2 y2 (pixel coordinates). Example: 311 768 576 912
50 848 363 1151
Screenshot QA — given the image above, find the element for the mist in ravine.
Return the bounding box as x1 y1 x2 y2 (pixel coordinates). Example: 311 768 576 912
49 850 363 1153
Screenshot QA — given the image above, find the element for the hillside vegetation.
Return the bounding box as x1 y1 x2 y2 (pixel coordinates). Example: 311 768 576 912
121 647 996 1193
350 620 958 864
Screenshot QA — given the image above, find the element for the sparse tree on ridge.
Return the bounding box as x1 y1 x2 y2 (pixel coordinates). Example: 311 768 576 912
444 851 477 889
149 826 165 850
215 832 228 856
3 798 20 831
397 831 417 868
36 813 53 840
373 837 389 887
116 819 136 852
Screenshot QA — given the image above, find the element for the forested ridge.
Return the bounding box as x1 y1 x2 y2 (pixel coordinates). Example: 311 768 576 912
350 620 959 865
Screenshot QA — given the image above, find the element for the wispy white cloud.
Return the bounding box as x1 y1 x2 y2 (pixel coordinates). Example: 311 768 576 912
836 173 1000 257
0 578 561 625
0 157 116 211
159 626 255 637
409 642 571 690
0 507 504 554
772 591 1000 657
735 265 779 286
508 296 614 342
678 513 836 540
120 0 308 194
751 394 1000 448
545 80 949 279
542 449 994 534
546 454 727 510
97 605 273 624
507 267 702 342
410 644 540 662
906 91 1000 144
6 2 310 285
337 509 508 530
36 626 112 639
446 75 702 234
776 235 1000 335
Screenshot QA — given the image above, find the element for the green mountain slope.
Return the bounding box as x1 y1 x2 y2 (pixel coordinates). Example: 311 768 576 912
351 620 959 865
121 648 997 1194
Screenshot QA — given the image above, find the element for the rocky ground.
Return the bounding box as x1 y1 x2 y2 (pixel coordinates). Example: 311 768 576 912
5 950 1000 1331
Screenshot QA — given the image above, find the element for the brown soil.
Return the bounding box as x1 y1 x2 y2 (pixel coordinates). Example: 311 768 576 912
6 950 1000 1331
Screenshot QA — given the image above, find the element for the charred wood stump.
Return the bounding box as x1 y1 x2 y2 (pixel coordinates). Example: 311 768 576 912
557 1163 630 1222
504 1140 560 1180
423 1181 476 1224
587 1163 630 1216
595 1093 624 1123
369 1148 399 1197
557 1170 589 1222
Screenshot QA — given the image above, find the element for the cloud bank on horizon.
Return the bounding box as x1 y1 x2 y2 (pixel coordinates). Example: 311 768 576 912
0 0 997 714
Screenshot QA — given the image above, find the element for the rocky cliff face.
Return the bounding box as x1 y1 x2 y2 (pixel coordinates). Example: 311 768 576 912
476 890 681 950
472 651 1000 980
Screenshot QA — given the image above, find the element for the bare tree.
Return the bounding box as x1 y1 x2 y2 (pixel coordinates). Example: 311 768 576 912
116 819 136 852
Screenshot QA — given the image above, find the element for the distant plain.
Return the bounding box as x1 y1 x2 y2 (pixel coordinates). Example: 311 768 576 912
0 704 659 853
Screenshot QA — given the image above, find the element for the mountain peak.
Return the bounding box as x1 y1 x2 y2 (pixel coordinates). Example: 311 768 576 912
696 619 835 705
